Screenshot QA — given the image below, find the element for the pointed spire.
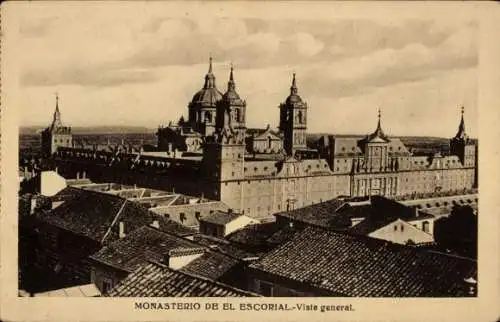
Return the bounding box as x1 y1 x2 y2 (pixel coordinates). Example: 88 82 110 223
55 92 60 113
290 72 298 95
51 92 62 128
367 107 388 142
454 105 467 140
376 107 382 131
228 63 236 91
204 55 216 89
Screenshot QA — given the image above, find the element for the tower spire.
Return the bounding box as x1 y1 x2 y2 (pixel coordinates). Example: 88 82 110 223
290 72 298 95
55 92 60 113
454 105 467 140
376 107 382 131
204 55 216 89
52 92 62 128
366 107 388 142
228 63 236 91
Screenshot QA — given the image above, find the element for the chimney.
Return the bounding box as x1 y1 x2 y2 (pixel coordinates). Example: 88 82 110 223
151 220 160 229
55 167 58 174
119 221 126 238
163 247 205 270
82 171 86 179
350 217 365 227
76 172 80 180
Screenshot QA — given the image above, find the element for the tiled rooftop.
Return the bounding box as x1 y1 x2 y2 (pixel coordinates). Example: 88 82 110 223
274 198 374 230
180 251 240 280
106 262 258 297
275 198 347 226
249 226 476 297
226 222 300 253
275 196 435 233
199 211 242 225
348 196 435 235
38 188 195 244
193 234 259 260
90 226 203 273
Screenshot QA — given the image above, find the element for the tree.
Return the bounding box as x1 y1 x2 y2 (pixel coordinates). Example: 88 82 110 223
434 205 477 258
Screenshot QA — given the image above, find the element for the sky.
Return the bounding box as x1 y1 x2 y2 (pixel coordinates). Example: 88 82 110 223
7 2 478 137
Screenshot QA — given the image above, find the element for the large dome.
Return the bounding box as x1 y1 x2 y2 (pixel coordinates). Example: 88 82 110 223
191 57 223 106
192 88 223 106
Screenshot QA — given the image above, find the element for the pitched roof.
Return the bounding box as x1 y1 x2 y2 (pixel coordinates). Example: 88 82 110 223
199 211 242 225
249 226 476 297
348 196 435 235
90 226 203 273
180 251 240 280
38 189 128 242
226 222 301 253
106 262 258 297
193 234 258 260
38 189 195 243
274 198 349 228
47 186 86 202
252 126 281 140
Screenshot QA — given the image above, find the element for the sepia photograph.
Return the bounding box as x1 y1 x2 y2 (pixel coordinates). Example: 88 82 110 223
15 3 480 298
2 1 500 321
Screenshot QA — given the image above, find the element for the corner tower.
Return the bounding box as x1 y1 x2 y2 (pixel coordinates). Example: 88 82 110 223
215 65 247 143
202 65 246 208
188 57 223 136
41 94 72 157
279 73 308 156
450 106 475 167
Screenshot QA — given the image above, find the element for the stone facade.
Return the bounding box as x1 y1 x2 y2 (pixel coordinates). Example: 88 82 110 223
44 60 478 221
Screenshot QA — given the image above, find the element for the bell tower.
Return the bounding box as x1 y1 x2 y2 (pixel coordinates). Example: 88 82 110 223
450 106 476 167
279 73 308 156
202 65 246 208
41 94 72 157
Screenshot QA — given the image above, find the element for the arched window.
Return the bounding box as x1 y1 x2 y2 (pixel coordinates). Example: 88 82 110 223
297 110 303 124
205 111 212 123
268 136 272 149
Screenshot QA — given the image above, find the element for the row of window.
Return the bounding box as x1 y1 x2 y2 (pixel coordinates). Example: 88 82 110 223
53 139 71 144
